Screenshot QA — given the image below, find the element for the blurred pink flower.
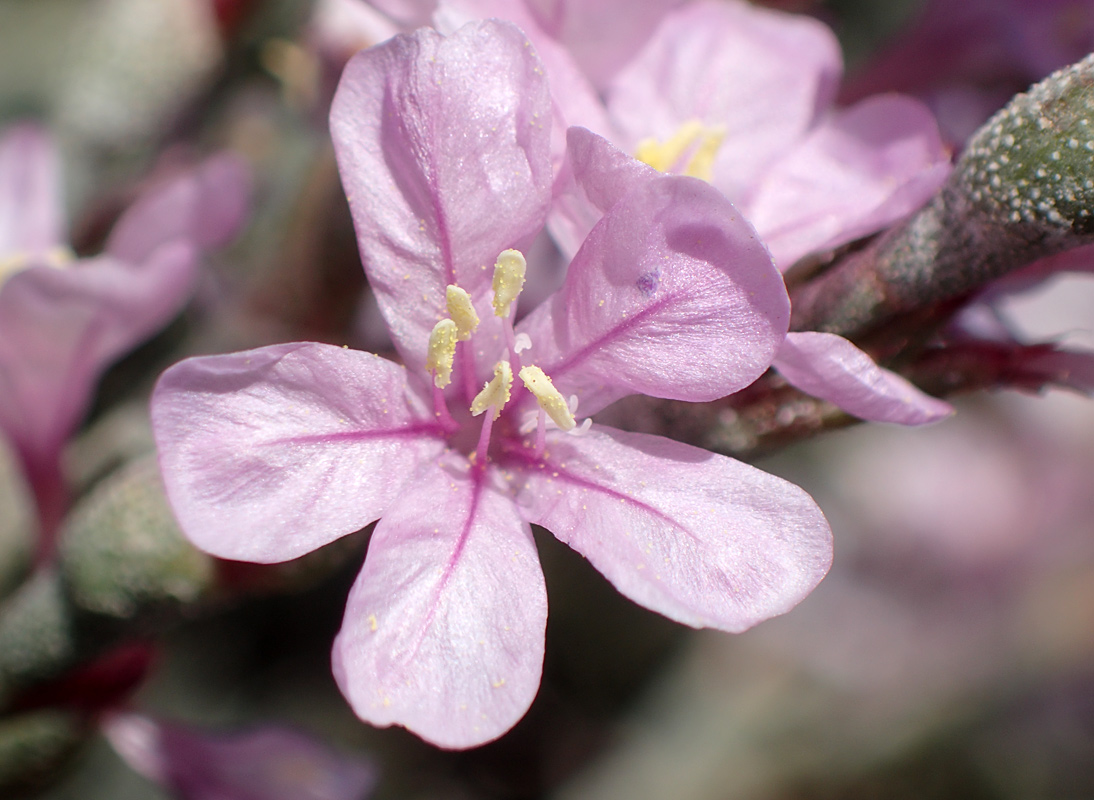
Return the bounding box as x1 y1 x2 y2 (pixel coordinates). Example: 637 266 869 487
151 21 832 749
0 122 249 560
436 0 950 272
103 712 378 800
846 0 1094 144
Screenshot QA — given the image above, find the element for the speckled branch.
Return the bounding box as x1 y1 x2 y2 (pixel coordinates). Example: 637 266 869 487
790 53 1094 338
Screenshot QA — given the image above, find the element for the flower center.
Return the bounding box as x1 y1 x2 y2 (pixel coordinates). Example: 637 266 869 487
424 249 584 465
634 119 726 182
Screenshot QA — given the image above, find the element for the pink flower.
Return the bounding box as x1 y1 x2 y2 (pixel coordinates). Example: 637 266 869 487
846 0 1094 144
602 1 952 271
151 21 832 749
103 712 378 800
0 123 249 559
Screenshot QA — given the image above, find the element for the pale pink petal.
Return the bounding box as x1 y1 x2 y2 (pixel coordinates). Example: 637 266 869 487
103 712 379 800
0 123 65 256
743 95 951 269
436 0 610 170
333 458 546 749
106 153 252 265
567 126 661 215
330 21 553 374
545 156 600 262
311 0 402 58
545 127 660 261
370 0 436 27
524 0 683 89
607 0 842 203
0 243 196 463
151 343 445 563
774 332 954 425
507 426 832 631
518 172 788 415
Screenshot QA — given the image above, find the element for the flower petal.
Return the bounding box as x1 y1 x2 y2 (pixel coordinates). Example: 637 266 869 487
151 343 445 563
103 712 379 800
508 425 831 631
524 0 683 90
545 126 662 260
606 0 842 203
436 0 611 169
0 122 65 256
773 331 954 425
330 20 553 374
333 458 546 749
743 95 952 270
565 126 661 216
369 0 436 28
105 153 252 265
0 242 196 463
518 172 789 415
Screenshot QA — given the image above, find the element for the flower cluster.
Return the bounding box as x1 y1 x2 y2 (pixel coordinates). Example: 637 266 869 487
320 0 957 426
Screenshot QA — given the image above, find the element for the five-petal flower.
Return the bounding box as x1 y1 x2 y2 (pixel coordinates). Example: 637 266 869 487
151 21 832 749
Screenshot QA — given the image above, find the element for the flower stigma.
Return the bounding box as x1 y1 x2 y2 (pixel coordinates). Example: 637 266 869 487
635 119 726 182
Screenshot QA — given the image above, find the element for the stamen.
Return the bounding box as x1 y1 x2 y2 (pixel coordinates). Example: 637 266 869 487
534 408 547 455
492 249 526 318
432 383 457 430
635 120 704 173
446 284 479 340
0 245 75 280
425 319 458 388
473 409 496 469
44 246 76 269
518 365 575 431
634 120 725 181
470 361 513 421
684 127 726 182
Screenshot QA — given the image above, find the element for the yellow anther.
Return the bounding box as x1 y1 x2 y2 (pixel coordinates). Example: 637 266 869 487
635 120 725 181
518 365 575 431
0 245 75 281
635 120 704 172
471 360 513 420
446 284 479 340
492 249 526 318
425 319 458 388
43 246 75 268
684 126 725 182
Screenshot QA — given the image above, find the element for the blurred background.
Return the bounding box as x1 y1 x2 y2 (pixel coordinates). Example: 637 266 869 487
2 0 1094 797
